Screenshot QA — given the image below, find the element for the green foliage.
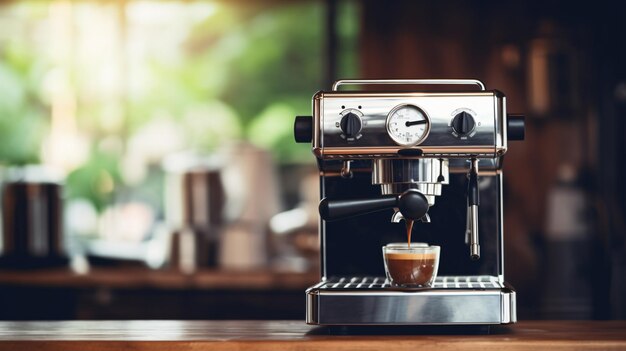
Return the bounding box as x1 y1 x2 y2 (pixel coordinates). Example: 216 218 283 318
65 147 123 212
0 40 49 165
336 1 360 78
127 2 324 162
216 4 324 127
0 1 360 216
247 102 305 162
181 100 242 152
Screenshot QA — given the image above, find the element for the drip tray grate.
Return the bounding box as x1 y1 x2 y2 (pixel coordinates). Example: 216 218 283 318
318 275 503 290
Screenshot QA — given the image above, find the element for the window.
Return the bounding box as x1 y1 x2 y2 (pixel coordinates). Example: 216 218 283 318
0 1 359 258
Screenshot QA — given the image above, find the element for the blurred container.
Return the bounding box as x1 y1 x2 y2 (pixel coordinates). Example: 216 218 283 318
218 222 267 270
217 143 282 270
1 181 67 268
269 171 319 272
163 152 226 271
163 144 282 271
541 164 592 318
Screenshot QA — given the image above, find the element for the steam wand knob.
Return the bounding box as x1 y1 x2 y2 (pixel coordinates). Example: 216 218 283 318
294 116 313 143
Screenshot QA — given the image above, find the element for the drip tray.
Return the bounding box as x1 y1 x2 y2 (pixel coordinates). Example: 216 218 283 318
318 275 504 290
306 275 516 325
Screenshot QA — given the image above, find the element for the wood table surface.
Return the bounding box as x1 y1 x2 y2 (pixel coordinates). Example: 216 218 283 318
0 320 625 350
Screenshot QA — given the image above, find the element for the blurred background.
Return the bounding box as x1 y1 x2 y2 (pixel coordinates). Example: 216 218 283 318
0 0 624 321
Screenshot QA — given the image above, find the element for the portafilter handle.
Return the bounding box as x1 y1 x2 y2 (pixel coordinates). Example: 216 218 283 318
319 189 429 221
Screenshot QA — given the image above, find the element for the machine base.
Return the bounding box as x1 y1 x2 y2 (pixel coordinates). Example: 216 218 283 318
306 276 516 325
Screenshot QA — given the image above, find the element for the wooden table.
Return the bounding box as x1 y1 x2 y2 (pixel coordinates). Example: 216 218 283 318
0 320 625 350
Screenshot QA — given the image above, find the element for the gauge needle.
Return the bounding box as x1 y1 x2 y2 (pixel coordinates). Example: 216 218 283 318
405 120 427 127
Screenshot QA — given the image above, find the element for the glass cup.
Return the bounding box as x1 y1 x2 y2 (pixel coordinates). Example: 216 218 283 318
382 242 428 282
382 245 440 287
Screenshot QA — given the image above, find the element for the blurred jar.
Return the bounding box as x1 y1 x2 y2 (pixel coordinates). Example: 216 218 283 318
269 170 319 272
163 152 226 271
218 142 282 270
542 164 592 318
1 181 67 268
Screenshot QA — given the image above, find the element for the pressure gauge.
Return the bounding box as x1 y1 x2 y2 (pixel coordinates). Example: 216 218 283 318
386 104 430 146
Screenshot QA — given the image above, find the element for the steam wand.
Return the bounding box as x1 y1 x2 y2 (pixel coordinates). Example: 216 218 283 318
467 158 480 260
319 189 429 222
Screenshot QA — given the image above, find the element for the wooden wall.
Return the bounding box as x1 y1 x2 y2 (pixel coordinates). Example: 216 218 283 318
356 0 626 318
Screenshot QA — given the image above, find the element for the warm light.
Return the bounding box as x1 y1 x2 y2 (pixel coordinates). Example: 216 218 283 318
42 1 87 173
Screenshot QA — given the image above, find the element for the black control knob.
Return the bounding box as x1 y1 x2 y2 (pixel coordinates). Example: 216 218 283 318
451 111 476 136
294 116 313 143
340 112 362 138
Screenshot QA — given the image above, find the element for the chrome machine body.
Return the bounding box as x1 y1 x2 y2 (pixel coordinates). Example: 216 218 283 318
293 79 524 325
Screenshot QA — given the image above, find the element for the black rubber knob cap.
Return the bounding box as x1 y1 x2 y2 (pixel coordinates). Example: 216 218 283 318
451 111 476 135
340 112 362 138
294 116 313 143
507 114 525 141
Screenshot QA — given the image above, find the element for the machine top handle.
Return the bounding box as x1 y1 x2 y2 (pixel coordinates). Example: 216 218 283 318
331 79 486 91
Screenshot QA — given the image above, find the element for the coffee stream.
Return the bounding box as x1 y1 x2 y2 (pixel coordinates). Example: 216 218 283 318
406 219 414 249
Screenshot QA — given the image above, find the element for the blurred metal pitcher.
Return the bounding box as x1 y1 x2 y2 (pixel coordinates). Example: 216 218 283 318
0 181 67 268
163 153 226 271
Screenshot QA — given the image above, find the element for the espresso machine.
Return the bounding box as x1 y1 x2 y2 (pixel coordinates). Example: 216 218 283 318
293 79 524 325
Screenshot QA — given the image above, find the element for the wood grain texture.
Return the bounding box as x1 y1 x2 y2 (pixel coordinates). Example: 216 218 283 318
0 320 625 351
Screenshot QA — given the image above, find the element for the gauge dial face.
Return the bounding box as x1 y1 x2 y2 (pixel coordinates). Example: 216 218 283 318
386 104 430 146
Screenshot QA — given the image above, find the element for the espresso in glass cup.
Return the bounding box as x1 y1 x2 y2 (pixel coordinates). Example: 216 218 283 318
383 245 440 287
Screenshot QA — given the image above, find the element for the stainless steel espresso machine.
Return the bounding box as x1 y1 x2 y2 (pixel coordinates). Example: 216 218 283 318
293 79 525 325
